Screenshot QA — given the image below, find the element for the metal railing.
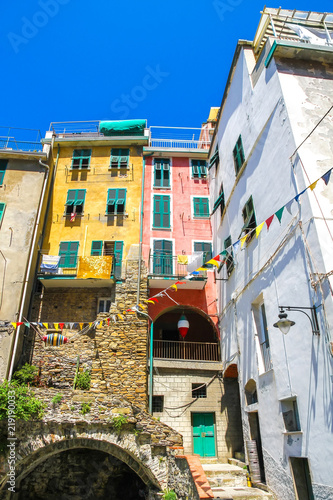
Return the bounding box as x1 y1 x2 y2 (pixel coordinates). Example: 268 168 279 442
153 340 220 361
0 127 43 152
148 253 208 279
149 126 211 150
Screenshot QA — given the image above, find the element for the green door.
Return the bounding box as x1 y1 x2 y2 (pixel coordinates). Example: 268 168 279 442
193 413 216 457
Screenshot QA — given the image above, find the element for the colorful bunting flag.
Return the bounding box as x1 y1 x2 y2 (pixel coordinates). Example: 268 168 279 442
256 222 265 238
59 323 64 330
285 199 294 214
295 189 306 203
275 207 285 223
43 323 48 329
265 215 274 230
171 284 177 291
309 180 318 191
54 323 59 330
206 259 220 267
233 241 241 254
322 170 331 185
24 322 30 327
79 323 83 330
11 323 17 329
240 236 247 248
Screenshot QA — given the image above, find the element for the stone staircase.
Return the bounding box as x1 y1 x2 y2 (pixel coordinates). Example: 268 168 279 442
200 458 274 500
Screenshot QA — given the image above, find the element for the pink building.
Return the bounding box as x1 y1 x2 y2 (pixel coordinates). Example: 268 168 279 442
141 111 244 461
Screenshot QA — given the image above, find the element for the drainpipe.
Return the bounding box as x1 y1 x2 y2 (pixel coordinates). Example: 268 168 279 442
137 151 155 304
7 155 50 381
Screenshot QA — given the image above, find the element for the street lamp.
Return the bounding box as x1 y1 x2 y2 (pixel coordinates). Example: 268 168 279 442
273 305 321 335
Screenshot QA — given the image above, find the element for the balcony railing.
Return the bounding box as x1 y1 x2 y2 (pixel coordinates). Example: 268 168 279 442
148 253 208 279
149 126 211 150
153 340 220 362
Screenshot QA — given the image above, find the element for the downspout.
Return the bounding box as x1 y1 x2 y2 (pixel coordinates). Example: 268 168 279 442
7 154 50 381
136 151 155 304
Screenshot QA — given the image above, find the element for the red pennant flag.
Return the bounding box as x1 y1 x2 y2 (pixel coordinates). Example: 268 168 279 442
59 323 64 330
265 215 274 230
150 298 159 303
16 322 24 326
107 318 110 326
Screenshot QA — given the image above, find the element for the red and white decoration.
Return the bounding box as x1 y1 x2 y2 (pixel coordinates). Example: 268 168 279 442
177 314 189 338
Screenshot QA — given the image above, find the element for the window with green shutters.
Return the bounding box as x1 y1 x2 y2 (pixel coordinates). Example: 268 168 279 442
194 241 212 266
0 160 8 185
71 149 91 169
154 159 170 187
58 241 79 268
233 135 245 174
224 236 234 276
65 189 86 215
0 203 5 226
110 149 129 169
191 160 207 178
240 196 256 242
91 241 103 256
112 241 123 279
208 146 219 170
193 197 209 218
153 239 173 275
153 195 170 228
106 189 127 215
211 184 225 216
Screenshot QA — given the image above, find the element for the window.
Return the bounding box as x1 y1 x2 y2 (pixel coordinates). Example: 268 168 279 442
191 160 207 179
91 240 123 279
58 241 79 268
224 236 234 276
233 135 245 174
0 203 5 226
211 184 225 216
192 383 207 398
98 298 111 313
194 242 212 265
0 160 8 185
153 240 173 275
193 197 209 218
65 189 86 215
154 159 170 187
71 149 91 169
208 146 219 170
153 195 170 228
281 398 301 432
110 148 129 169
240 196 256 242
106 189 126 215
252 301 272 373
152 396 164 413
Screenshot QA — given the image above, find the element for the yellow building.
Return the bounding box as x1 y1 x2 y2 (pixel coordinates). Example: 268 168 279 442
34 119 148 320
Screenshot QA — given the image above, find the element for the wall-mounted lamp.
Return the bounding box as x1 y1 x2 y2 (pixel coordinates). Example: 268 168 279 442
273 305 321 335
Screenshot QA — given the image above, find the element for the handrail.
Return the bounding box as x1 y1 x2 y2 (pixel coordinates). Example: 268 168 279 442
153 339 220 362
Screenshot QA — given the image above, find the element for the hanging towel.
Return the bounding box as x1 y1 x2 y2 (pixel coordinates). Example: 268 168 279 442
177 255 188 265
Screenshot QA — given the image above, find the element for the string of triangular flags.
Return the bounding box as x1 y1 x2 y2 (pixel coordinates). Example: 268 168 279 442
7 167 332 345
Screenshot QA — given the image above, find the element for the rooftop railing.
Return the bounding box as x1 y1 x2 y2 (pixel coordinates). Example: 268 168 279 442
0 127 43 153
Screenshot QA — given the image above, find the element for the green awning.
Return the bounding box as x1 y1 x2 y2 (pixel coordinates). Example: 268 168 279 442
99 120 146 136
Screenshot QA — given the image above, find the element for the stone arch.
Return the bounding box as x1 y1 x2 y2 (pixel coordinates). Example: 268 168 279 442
0 435 162 496
224 363 238 378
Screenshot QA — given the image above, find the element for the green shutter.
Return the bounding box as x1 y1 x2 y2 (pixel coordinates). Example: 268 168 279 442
91 241 103 256
192 160 207 178
114 241 123 279
59 241 79 268
153 195 171 228
211 191 225 215
66 190 76 205
0 203 5 224
75 189 86 205
208 149 219 170
233 136 245 174
194 198 209 217
110 148 129 168
0 160 8 185
153 195 161 227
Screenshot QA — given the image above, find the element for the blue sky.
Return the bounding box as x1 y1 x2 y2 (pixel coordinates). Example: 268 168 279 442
1 0 332 136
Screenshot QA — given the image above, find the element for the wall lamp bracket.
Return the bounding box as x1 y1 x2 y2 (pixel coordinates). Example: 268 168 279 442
274 305 321 335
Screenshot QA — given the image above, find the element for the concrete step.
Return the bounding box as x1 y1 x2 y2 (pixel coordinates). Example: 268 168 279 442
202 463 248 488
211 486 273 499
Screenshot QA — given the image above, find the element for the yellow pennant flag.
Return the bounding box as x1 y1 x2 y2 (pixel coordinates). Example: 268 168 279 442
309 180 318 191
54 323 59 330
196 267 207 271
147 300 156 304
43 323 48 329
11 322 17 329
118 314 123 320
256 222 265 238
99 321 103 328
79 323 83 330
206 259 220 268
89 322 92 327
138 303 145 308
240 236 247 248
171 284 177 291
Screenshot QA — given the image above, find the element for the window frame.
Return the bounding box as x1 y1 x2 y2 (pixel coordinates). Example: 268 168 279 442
152 395 164 413
252 300 272 374
192 383 207 399
106 188 127 216
193 197 210 218
0 202 6 226
97 298 112 314
240 196 256 242
65 189 86 216
0 160 8 186
211 184 225 216
153 194 171 229
193 241 212 267
154 159 171 188
208 146 219 170
58 241 79 268
110 148 130 169
233 135 245 175
71 149 91 170
191 159 207 179
224 236 234 276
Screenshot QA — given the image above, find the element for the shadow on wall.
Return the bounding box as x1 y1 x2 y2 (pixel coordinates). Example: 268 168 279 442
220 372 244 457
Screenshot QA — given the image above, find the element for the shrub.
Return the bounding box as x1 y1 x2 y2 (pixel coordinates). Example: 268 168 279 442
12 364 38 385
112 414 128 432
75 370 91 390
80 403 91 415
51 393 63 407
162 489 177 500
0 381 45 421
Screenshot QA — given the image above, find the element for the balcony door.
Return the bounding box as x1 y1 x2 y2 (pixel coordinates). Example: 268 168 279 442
153 240 173 275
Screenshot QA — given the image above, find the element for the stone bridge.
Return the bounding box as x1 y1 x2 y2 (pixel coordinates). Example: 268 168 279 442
0 389 198 500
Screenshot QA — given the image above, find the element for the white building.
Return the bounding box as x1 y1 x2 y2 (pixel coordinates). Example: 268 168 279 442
209 8 333 499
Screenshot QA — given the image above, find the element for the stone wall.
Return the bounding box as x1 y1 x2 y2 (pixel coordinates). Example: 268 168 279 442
26 261 149 409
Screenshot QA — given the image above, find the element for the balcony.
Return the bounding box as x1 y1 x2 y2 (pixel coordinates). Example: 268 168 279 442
0 127 44 157
153 340 220 362
146 126 211 153
148 253 208 289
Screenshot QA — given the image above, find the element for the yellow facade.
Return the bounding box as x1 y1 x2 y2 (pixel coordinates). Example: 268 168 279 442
42 141 144 271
